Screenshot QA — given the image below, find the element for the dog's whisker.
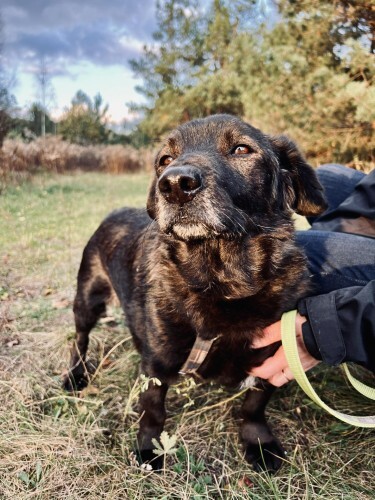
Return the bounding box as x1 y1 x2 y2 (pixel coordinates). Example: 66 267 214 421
220 210 247 235
139 219 157 248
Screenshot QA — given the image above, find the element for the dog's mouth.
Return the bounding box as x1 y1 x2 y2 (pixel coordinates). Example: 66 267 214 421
169 220 216 240
164 215 241 241
158 192 252 242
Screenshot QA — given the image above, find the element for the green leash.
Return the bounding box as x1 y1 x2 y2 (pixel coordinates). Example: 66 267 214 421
281 310 375 428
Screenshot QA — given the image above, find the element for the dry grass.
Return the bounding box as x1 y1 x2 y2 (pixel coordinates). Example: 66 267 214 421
0 136 155 189
1 172 374 499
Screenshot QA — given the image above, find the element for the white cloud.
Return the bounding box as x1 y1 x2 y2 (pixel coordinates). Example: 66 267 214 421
1 0 156 122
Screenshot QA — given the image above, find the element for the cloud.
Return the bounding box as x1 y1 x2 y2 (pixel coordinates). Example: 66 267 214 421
1 0 157 72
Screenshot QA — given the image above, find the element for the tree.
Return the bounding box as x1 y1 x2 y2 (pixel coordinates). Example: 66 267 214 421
130 0 204 101
237 0 374 166
6 103 56 141
203 0 234 72
129 0 248 142
128 0 205 136
59 91 109 145
34 57 55 137
130 0 374 168
0 88 14 147
29 103 55 136
0 13 15 147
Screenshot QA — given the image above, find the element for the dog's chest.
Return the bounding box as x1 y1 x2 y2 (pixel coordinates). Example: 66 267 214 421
131 236 304 383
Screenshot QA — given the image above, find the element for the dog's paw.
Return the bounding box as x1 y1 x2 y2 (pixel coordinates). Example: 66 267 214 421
135 449 163 472
245 439 285 473
62 370 89 392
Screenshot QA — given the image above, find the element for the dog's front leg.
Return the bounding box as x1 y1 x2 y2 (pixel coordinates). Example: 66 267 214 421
241 381 285 472
137 378 169 470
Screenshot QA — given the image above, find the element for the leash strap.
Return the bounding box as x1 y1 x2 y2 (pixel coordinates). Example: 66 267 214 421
281 310 375 428
342 363 375 400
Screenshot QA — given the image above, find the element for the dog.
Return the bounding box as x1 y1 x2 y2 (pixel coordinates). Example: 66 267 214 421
63 114 326 472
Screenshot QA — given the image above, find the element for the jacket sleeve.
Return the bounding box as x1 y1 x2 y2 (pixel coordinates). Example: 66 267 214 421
311 169 375 237
297 280 375 373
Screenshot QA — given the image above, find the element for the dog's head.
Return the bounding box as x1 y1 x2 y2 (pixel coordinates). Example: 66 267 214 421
147 114 326 241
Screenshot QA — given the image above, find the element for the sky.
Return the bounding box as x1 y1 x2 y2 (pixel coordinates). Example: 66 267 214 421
1 0 159 125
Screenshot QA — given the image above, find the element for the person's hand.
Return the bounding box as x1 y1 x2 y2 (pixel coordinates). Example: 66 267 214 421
248 314 320 386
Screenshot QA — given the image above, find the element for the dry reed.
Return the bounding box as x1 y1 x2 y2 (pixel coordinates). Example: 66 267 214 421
0 136 155 187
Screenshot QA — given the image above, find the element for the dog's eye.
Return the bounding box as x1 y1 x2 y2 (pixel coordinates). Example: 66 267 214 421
231 145 252 155
160 155 174 166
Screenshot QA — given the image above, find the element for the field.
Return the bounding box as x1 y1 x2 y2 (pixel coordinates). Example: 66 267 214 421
1 172 374 499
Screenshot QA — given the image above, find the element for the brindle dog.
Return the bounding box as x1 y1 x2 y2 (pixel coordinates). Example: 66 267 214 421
64 114 326 472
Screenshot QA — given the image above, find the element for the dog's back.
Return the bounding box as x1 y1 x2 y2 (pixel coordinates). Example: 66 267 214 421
71 208 154 357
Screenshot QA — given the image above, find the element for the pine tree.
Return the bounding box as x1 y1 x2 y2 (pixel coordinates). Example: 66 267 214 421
129 0 246 141
130 0 373 168
238 0 374 167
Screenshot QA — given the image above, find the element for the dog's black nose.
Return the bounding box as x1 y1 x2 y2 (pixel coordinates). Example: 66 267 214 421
158 166 203 205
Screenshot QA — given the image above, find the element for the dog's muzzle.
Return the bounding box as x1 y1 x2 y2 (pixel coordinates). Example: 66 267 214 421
158 166 203 205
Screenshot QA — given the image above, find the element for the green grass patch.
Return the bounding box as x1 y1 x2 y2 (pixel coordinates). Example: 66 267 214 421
1 172 374 499
1 172 150 291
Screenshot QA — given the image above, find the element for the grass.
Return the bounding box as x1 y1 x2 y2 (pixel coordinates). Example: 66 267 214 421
1 172 374 499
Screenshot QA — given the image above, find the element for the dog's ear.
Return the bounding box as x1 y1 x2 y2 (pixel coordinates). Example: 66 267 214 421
146 176 157 219
270 135 327 216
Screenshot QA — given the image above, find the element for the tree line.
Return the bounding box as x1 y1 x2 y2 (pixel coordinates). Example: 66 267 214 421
2 91 129 146
1 0 374 168
130 0 374 167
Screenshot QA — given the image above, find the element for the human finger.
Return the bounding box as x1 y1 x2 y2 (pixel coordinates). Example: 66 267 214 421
251 320 282 348
248 346 288 379
268 366 295 387
268 340 320 386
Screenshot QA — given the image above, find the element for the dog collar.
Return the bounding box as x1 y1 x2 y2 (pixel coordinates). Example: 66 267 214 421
179 335 220 379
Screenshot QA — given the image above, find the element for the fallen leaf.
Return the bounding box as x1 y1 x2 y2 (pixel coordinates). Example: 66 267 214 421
238 476 254 489
101 358 113 368
52 298 71 309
